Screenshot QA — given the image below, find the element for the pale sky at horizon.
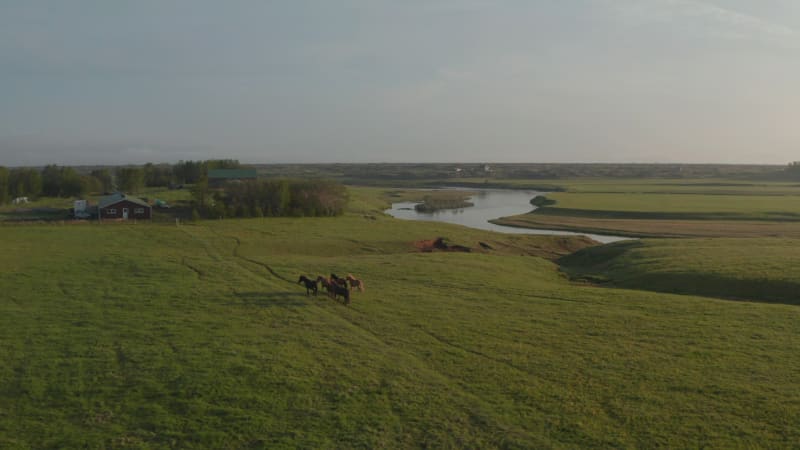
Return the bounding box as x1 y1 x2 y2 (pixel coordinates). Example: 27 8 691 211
1 0 798 166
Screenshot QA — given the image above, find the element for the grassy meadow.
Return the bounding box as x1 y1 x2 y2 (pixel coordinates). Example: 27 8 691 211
488 178 800 238
1 187 799 448
542 192 800 219
454 177 800 196
560 238 800 304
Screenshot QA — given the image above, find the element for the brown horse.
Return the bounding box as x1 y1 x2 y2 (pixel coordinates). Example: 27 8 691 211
330 273 348 288
346 274 365 292
317 275 335 296
317 276 350 304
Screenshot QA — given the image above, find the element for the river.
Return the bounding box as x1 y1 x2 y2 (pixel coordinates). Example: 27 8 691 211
384 188 629 244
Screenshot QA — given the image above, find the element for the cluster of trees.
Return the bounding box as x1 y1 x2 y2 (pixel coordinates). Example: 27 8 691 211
0 167 44 204
0 159 244 204
194 179 348 219
0 166 95 203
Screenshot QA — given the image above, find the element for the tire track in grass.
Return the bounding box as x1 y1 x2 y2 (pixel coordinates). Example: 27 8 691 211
201 227 553 442
125 225 210 282
224 225 537 377
222 230 578 442
329 300 551 444
180 257 204 279
207 228 500 381
230 235 293 284
339 296 545 381
411 325 537 377
191 227 345 318
208 227 543 381
205 226 295 285
180 226 283 291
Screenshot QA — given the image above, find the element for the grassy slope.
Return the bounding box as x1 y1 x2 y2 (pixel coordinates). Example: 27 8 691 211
559 238 800 305
1 215 799 448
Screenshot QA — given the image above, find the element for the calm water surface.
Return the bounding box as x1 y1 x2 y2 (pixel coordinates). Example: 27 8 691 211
385 189 630 244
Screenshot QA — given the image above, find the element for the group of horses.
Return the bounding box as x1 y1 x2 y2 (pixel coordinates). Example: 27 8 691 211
297 273 364 304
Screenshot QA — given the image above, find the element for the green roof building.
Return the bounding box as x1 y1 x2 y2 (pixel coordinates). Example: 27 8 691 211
207 169 257 180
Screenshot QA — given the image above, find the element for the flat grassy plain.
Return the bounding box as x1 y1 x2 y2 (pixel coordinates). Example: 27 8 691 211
454 177 800 196
1 198 799 447
543 192 800 218
488 178 800 237
494 214 800 238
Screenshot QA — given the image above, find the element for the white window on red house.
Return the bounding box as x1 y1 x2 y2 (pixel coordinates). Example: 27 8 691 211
135 208 144 214
107 208 117 214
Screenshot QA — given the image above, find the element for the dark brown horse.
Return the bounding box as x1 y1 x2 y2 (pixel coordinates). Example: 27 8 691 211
317 275 334 295
298 275 318 296
330 273 348 288
317 275 350 304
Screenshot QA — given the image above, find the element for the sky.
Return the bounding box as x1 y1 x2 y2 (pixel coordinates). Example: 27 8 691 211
1 0 799 166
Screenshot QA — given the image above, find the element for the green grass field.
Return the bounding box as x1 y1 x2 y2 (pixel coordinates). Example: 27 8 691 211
1 201 799 447
560 238 800 304
455 177 800 196
544 192 800 219
484 178 800 237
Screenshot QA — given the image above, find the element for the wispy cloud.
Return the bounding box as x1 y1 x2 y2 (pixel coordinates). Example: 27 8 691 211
677 0 795 38
420 0 499 13
612 0 797 44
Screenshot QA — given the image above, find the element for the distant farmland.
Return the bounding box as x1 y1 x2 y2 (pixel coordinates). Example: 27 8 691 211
492 178 800 238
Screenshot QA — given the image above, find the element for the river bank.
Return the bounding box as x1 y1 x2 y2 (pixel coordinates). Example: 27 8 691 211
384 188 630 244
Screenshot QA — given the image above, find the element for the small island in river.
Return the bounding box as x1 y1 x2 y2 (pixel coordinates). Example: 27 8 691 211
413 192 475 212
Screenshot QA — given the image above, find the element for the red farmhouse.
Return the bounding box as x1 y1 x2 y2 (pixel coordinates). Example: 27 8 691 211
98 193 152 220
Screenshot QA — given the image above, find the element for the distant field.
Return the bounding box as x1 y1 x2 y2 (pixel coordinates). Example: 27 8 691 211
453 177 800 195
251 163 786 184
541 178 800 196
545 192 800 218
1 206 799 447
493 214 800 238
484 178 800 237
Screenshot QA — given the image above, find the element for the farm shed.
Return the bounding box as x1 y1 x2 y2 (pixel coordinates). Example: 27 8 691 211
98 193 152 220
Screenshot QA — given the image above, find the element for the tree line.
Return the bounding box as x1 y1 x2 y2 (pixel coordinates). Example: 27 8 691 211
0 160 242 204
0 160 348 219
193 179 348 219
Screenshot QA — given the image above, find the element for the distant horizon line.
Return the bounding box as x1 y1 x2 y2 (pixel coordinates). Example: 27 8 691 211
0 161 790 168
